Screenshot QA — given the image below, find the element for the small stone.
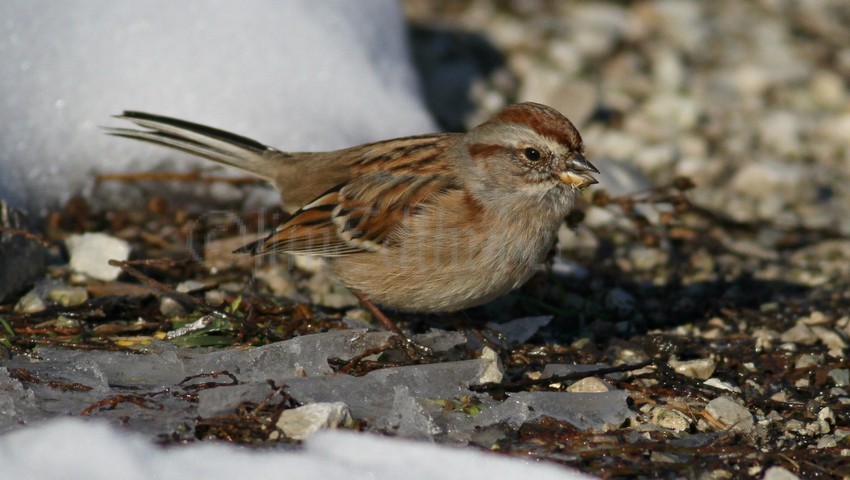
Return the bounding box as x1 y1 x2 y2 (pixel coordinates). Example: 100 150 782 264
652 48 684 92
779 324 816 345
763 466 799 480
307 272 358 309
828 369 849 387
605 288 636 314
570 3 629 58
651 407 691 432
785 419 805 433
628 246 668 271
634 144 676 172
582 205 619 228
703 378 740 393
802 311 829 325
794 354 821 369
14 288 45 313
811 326 847 350
752 327 779 350
566 377 611 393
770 391 788 403
810 70 847 108
46 285 88 307
816 436 838 449
204 289 226 306
704 470 734 480
274 402 353 440
649 451 679 463
176 280 205 293
705 396 753 433
669 357 716 380
729 162 808 199
253 265 299 298
806 419 830 435
159 280 207 316
758 110 802 157
829 387 848 398
55 315 79 330
817 407 835 425
476 347 504 385
0 203 46 303
546 81 597 127
65 232 131 281
642 94 700 132
159 297 186 317
342 308 373 329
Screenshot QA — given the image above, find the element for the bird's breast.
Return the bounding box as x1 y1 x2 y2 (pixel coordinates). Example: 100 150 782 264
328 201 561 313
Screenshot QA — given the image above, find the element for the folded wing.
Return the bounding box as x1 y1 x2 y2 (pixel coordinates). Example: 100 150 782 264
243 135 459 257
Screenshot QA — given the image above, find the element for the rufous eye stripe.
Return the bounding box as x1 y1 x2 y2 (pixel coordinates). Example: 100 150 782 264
468 143 508 158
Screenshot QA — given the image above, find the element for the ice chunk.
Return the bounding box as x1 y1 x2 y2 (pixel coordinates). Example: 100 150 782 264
35 344 186 388
486 316 552 345
184 329 395 381
542 363 627 381
197 383 271 419
198 357 493 421
476 390 635 432
411 329 467 352
286 358 493 419
0 368 43 432
374 386 442 440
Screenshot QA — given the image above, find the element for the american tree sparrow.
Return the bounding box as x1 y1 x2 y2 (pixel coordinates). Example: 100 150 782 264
109 102 598 334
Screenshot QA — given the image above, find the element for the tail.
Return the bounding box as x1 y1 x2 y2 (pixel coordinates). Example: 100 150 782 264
106 111 285 181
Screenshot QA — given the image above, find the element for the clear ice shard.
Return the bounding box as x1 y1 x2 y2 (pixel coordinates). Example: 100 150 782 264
475 390 635 432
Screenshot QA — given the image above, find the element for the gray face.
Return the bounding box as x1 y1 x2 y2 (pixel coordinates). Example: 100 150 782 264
463 103 598 212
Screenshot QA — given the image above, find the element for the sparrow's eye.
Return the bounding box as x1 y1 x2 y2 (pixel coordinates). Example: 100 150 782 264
523 147 541 161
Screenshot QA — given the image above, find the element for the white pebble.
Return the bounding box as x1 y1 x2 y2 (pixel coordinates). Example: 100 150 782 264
65 233 131 281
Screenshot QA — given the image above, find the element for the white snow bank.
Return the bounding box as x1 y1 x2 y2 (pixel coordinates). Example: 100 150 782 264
0 0 436 212
0 418 594 480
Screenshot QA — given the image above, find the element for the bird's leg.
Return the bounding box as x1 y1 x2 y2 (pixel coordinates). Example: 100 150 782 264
353 292 405 335
352 292 433 359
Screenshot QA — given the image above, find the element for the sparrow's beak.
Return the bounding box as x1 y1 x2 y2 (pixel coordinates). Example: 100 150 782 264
556 153 599 189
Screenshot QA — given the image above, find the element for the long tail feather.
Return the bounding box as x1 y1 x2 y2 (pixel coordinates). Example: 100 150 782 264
105 111 283 181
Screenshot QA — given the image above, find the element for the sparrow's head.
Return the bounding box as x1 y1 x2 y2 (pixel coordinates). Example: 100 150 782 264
463 102 598 212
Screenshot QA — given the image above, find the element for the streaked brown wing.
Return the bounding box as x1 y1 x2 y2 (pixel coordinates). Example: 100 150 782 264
239 187 361 256
242 134 459 257
332 172 456 251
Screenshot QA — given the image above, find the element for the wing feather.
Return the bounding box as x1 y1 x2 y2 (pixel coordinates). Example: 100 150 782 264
242 135 460 257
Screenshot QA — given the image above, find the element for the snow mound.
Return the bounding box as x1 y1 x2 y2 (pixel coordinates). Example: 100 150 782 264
0 0 436 212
